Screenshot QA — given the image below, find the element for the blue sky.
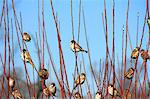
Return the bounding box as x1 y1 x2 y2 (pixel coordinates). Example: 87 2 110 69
0 0 149 94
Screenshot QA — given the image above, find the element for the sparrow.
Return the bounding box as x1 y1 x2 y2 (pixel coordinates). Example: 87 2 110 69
73 73 86 89
131 47 140 59
147 17 150 28
95 91 103 99
43 87 50 96
123 89 131 99
48 83 56 96
124 67 134 79
22 32 31 42
70 40 87 53
21 49 34 68
74 92 81 99
8 77 15 89
12 89 22 99
38 68 49 80
140 49 150 62
108 84 120 97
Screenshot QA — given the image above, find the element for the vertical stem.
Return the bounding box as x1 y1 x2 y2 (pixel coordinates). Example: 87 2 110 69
50 0 71 98
82 6 98 89
112 0 116 94
103 0 109 97
124 0 130 86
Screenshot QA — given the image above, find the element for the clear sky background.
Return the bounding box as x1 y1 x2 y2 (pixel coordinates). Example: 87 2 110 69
0 0 149 94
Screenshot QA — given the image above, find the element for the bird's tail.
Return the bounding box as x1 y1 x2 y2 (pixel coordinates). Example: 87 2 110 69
29 59 40 76
124 72 127 78
81 49 88 53
116 92 120 97
73 84 77 90
29 59 35 68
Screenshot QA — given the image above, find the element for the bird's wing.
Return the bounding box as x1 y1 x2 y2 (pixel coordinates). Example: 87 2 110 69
29 59 35 68
73 77 80 89
75 77 79 85
25 52 31 59
75 43 82 50
124 71 130 77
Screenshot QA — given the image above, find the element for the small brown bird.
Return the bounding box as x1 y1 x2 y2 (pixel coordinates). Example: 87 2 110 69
8 77 15 89
12 89 22 99
95 91 103 99
140 49 150 62
43 87 50 96
70 40 87 53
124 67 134 79
123 89 131 99
48 83 56 96
22 32 31 42
108 84 120 97
131 47 140 59
147 17 150 28
21 49 34 68
74 92 81 99
73 73 86 89
38 68 49 80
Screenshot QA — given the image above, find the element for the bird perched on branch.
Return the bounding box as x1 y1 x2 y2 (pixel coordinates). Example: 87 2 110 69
43 83 56 97
73 73 86 90
22 32 31 42
74 92 81 99
131 47 140 59
12 89 22 99
140 49 150 62
124 67 134 79
38 68 49 80
21 49 34 68
48 83 56 96
95 91 103 99
108 84 120 97
8 77 15 90
43 87 50 96
70 40 87 53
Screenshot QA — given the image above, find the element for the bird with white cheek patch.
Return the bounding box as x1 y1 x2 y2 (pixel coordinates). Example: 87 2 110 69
8 77 15 90
12 89 22 99
22 32 31 42
43 87 50 96
73 73 86 90
124 67 134 79
38 68 49 80
95 91 103 99
74 92 81 99
108 84 120 97
140 49 150 62
48 83 56 96
70 40 87 53
21 49 35 68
